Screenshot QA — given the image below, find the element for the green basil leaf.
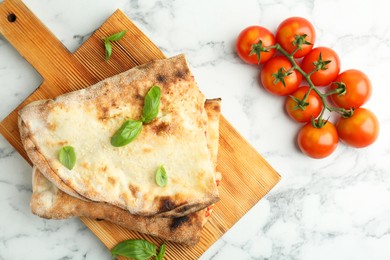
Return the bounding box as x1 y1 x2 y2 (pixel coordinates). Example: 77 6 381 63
58 146 76 170
105 30 127 42
155 165 168 187
104 30 126 61
111 239 157 260
105 41 112 61
142 86 161 124
156 243 166 260
111 120 142 147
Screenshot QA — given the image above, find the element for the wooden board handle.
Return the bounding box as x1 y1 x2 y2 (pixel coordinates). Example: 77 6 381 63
0 0 95 85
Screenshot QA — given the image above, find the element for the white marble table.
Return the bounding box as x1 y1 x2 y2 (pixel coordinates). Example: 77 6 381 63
1 0 390 259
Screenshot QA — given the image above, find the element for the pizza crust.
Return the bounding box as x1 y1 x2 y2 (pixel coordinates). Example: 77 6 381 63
20 55 219 217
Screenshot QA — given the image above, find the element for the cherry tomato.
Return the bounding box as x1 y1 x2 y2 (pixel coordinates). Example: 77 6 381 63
297 121 339 159
329 69 372 110
301 47 341 86
285 86 323 123
337 108 379 148
260 56 302 96
236 26 276 65
276 17 316 58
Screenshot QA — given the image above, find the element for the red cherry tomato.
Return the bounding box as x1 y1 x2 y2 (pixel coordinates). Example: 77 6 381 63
301 47 341 86
260 56 302 96
236 26 276 65
329 69 372 109
337 108 379 148
285 86 323 123
276 17 316 58
297 121 339 159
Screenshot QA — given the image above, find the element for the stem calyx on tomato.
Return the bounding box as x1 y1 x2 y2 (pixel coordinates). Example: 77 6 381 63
330 82 347 96
289 95 309 111
311 117 328 128
313 52 331 71
340 108 354 118
249 40 269 64
272 67 292 87
292 34 312 51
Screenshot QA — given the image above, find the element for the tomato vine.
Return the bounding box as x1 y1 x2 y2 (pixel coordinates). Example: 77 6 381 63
265 42 354 127
236 17 379 158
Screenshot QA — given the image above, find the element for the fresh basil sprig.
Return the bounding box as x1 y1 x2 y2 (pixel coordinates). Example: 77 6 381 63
155 165 168 187
104 41 113 61
111 120 142 147
111 239 166 260
111 86 161 147
156 243 166 260
142 86 161 124
58 146 76 170
104 30 127 61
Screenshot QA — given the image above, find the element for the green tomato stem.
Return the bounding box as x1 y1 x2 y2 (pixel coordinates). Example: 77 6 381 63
271 43 347 125
323 88 341 96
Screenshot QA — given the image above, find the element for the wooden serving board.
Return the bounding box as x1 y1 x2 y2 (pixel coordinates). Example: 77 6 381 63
0 0 281 259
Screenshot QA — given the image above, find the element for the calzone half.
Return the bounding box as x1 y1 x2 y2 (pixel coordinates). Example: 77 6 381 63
19 54 219 217
30 99 222 246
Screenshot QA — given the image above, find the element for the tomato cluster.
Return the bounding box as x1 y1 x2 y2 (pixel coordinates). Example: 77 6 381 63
236 17 379 159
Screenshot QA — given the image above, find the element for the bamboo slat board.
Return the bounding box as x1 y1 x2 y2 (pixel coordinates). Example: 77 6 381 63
0 0 281 259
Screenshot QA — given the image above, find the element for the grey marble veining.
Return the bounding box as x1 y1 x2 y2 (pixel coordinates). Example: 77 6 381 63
1 0 390 259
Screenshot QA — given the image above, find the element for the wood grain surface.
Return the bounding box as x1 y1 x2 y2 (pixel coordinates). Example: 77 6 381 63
0 0 281 259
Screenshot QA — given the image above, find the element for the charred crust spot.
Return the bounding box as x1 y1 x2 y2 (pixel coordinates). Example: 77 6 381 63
129 185 139 197
176 69 188 79
205 98 221 115
102 82 110 93
177 205 191 213
134 93 143 101
156 74 166 83
101 106 109 116
152 121 170 135
159 197 176 213
98 106 110 121
84 93 93 100
170 216 189 230
211 103 221 112
95 218 104 221
176 70 184 79
43 102 54 112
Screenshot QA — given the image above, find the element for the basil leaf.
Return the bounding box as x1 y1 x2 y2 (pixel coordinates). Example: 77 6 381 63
104 30 126 61
105 41 112 61
111 239 157 260
142 86 161 124
156 243 166 260
105 30 127 42
155 165 168 187
58 146 76 170
111 120 142 147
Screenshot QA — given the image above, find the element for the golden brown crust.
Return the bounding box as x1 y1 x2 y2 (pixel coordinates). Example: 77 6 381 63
31 168 204 246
